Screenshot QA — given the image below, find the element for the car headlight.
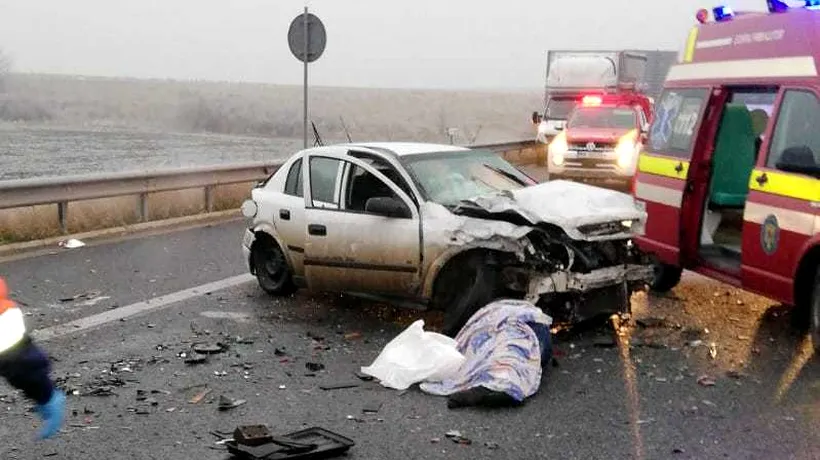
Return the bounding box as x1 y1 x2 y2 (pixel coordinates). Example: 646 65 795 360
615 129 639 169
549 131 568 166
241 199 258 218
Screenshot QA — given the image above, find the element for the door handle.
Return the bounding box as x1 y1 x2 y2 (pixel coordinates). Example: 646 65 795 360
279 209 291 220
755 173 768 186
308 224 326 236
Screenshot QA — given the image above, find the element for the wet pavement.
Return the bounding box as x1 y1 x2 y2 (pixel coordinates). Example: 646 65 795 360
0 221 817 459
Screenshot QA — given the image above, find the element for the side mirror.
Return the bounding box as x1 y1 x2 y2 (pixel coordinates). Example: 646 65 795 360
531 111 542 125
365 197 411 218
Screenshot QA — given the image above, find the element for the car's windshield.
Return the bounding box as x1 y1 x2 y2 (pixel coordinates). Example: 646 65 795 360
546 99 577 119
568 106 637 130
401 150 535 207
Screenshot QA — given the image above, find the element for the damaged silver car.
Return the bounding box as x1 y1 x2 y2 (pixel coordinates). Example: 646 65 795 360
241 142 654 336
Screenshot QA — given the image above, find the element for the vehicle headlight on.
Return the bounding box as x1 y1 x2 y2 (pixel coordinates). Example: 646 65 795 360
241 199 258 218
549 131 568 166
615 129 639 168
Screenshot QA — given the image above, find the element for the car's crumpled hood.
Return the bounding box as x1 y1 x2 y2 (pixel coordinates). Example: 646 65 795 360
454 180 646 241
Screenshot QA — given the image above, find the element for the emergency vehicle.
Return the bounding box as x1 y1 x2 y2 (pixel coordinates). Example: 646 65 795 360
632 1 820 350
546 93 652 187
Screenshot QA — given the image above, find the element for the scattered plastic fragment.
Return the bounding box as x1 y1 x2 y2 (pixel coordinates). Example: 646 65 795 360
218 395 247 411
59 239 85 249
189 388 212 404
306 362 325 372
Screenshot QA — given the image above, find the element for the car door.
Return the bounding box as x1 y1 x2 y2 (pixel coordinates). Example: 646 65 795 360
633 87 713 266
741 88 820 305
302 151 422 297
268 155 307 278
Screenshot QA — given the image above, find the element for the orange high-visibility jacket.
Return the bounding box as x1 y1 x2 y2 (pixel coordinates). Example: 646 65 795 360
0 277 26 353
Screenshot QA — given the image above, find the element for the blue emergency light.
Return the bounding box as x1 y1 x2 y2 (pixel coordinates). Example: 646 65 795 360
768 0 820 11
713 5 735 20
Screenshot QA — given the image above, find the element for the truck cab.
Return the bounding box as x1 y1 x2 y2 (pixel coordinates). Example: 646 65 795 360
547 94 652 188
633 3 820 350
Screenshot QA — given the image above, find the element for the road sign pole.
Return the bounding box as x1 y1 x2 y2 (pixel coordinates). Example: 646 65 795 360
288 8 325 149
302 7 309 149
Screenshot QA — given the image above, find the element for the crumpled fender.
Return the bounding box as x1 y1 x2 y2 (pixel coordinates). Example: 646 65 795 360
249 221 295 271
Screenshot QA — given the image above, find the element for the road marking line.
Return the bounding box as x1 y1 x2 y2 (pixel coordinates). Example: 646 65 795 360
31 274 255 342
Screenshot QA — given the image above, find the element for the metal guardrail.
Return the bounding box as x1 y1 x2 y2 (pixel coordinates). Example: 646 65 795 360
0 140 536 234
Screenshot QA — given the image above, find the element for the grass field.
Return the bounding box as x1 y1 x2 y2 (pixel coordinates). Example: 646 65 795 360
0 73 539 146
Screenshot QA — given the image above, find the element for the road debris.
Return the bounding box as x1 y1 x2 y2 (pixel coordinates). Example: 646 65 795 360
320 382 360 391
59 290 102 303
193 343 228 354
343 332 362 341
485 441 500 450
708 343 717 360
59 238 86 249
224 425 354 459
305 362 325 372
218 395 247 411
189 388 212 404
445 430 472 445
697 375 716 387
362 401 382 414
184 354 208 365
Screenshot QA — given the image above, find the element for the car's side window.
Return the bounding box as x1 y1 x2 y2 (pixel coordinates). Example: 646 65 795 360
766 90 820 172
647 88 710 159
343 163 411 218
348 151 417 204
309 156 341 207
284 158 303 197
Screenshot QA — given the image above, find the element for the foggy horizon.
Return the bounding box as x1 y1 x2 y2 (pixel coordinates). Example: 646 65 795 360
0 0 770 91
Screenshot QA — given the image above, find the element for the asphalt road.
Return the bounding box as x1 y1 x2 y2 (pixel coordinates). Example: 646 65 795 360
0 221 817 460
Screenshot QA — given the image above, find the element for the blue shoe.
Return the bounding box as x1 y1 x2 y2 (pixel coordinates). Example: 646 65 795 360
35 390 65 440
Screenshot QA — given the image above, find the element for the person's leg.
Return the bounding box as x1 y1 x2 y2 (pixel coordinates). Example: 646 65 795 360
0 338 65 439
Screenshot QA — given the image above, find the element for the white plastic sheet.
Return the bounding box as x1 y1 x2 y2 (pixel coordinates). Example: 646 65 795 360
360 320 465 390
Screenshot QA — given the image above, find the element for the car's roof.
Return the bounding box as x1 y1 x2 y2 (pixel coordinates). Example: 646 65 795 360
342 142 470 157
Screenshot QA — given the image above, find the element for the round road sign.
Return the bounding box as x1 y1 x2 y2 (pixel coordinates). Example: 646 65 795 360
288 13 327 63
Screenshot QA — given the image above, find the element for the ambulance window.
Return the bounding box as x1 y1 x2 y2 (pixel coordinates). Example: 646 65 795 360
766 90 820 171
647 88 709 159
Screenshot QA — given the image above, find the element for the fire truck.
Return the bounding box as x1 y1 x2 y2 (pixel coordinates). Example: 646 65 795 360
632 1 820 350
531 50 677 143
545 92 653 188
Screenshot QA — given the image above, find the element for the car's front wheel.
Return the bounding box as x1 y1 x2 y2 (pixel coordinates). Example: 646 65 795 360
434 252 499 338
252 237 297 296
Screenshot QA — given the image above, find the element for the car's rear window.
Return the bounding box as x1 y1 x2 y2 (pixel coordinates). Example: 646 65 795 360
647 88 710 159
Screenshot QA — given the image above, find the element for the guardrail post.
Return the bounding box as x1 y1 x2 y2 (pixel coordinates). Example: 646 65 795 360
138 193 148 222
205 186 214 213
57 202 68 234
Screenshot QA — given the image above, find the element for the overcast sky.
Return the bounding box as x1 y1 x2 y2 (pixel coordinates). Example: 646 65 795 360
0 0 769 90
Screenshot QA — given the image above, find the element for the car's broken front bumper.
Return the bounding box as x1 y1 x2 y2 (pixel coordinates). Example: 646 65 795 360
524 264 654 299
505 263 654 323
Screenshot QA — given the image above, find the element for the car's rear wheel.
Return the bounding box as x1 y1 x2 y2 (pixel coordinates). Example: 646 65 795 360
809 268 820 352
252 237 296 296
650 262 682 293
435 253 499 338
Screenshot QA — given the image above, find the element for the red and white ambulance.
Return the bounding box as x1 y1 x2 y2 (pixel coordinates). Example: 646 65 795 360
633 2 820 349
